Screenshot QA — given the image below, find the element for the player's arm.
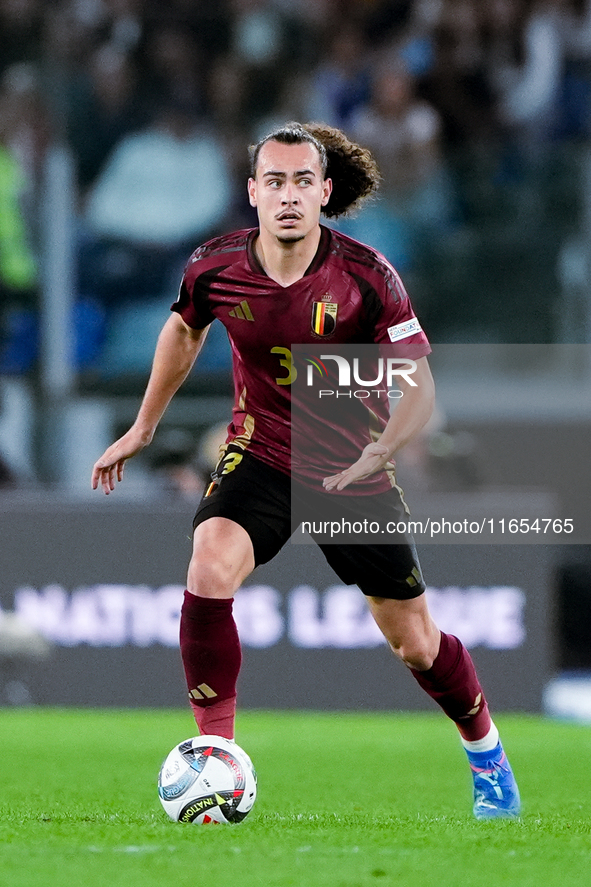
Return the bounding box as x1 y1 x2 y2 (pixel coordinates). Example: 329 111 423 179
91 312 209 494
323 355 435 491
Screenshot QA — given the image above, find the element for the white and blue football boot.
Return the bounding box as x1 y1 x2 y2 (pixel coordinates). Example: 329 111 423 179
467 742 521 820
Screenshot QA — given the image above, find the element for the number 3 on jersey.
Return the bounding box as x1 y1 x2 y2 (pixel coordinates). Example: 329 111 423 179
271 346 297 385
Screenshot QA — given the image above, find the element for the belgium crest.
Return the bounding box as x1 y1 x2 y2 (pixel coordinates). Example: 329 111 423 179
311 299 338 336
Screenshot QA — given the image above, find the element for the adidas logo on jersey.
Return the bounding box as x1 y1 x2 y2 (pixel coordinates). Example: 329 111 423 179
229 300 254 321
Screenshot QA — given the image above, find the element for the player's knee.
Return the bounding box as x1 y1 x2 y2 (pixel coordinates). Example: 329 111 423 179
187 555 238 599
387 634 439 671
369 597 440 670
399 647 436 671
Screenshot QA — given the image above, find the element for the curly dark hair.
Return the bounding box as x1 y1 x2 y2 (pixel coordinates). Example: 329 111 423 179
249 121 380 218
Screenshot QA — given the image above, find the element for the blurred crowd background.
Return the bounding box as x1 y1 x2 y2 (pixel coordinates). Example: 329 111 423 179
1 0 591 489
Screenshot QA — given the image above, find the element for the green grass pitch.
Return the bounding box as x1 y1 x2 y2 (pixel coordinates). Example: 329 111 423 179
0 709 590 887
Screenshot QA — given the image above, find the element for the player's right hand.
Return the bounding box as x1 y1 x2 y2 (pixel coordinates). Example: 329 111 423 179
91 427 152 495
322 442 391 492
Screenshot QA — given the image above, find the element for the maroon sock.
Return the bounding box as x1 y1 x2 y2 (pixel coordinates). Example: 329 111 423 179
179 591 242 740
410 632 491 741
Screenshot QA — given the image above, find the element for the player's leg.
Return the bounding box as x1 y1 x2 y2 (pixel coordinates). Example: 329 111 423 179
318 531 520 819
366 593 492 737
187 515 255 599
320 539 496 735
180 451 292 740
180 517 255 740
366 592 521 819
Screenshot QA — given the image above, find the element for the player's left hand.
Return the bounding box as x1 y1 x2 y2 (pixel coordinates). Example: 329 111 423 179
323 443 393 492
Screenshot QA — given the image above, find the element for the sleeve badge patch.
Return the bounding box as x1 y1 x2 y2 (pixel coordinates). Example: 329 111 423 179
387 318 422 342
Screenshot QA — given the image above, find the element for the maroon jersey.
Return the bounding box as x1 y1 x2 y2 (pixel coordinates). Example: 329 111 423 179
172 226 430 492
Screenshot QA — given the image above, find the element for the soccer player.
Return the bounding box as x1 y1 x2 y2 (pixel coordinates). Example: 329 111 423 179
91 122 520 819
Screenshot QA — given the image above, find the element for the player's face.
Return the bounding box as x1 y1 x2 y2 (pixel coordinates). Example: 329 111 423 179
248 141 332 245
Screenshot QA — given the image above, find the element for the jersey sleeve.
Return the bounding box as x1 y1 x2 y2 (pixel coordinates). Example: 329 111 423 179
170 266 215 330
366 259 431 356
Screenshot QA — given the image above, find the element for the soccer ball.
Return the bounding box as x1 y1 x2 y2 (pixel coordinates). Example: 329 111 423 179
158 734 257 824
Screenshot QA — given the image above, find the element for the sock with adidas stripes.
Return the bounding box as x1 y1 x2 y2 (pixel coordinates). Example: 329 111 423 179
410 632 492 742
179 591 241 740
